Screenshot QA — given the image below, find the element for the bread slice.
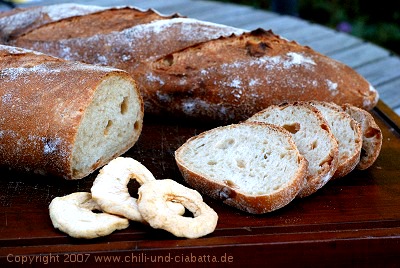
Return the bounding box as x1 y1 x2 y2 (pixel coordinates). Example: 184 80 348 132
0 45 144 179
309 101 362 179
342 104 382 170
247 102 339 198
175 122 308 214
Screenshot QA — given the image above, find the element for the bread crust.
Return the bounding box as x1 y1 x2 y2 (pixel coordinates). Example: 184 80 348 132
342 104 382 170
0 45 143 179
0 4 378 123
139 29 378 122
309 101 362 179
2 5 243 74
175 122 308 214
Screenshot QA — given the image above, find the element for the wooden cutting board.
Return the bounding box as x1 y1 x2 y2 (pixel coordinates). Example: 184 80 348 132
0 100 399 267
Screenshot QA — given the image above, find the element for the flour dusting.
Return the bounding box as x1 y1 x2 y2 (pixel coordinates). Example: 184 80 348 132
285 52 316 68
43 137 63 154
326 80 338 96
1 93 12 104
0 4 105 37
43 4 106 21
0 64 61 81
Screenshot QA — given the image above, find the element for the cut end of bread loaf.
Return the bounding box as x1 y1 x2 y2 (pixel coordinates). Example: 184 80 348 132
71 75 143 179
175 122 308 214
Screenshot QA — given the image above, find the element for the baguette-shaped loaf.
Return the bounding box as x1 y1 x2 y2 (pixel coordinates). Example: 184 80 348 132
0 45 144 179
139 29 378 122
1 4 244 73
0 4 378 122
175 122 308 214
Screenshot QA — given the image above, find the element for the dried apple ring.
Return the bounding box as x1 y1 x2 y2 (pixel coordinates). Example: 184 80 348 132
91 157 184 222
137 179 218 239
49 192 129 239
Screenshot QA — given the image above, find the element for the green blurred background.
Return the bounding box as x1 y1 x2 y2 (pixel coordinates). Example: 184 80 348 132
216 0 400 55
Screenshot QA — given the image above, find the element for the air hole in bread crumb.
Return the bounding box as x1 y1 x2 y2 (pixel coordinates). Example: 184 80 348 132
365 127 380 138
282 123 300 134
236 159 246 168
120 96 129 114
104 120 113 136
216 138 235 149
207 160 217 166
311 140 318 150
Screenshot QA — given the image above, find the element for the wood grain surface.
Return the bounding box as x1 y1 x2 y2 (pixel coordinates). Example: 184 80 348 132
0 101 399 267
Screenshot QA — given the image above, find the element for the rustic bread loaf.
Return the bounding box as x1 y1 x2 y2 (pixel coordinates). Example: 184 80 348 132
0 4 378 122
309 101 362 179
0 4 244 74
0 45 143 179
247 102 339 198
138 29 378 122
342 104 382 170
175 122 308 214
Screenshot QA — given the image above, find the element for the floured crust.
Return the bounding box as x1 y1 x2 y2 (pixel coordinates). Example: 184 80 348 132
175 122 308 214
343 104 382 170
3 5 244 74
5 6 177 41
0 4 378 123
138 29 378 122
0 4 108 41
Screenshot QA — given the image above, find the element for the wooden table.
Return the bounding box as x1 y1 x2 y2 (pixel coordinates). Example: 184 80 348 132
1 1 400 267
